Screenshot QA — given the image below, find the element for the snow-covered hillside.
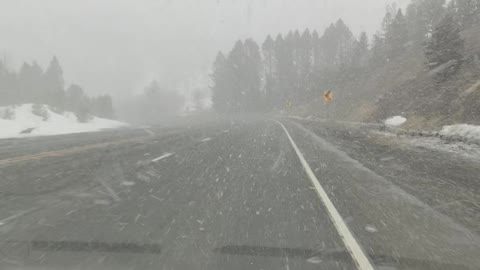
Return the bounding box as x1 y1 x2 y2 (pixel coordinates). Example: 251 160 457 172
0 104 128 139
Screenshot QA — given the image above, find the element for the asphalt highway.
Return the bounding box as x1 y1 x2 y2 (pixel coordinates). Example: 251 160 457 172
1 117 479 270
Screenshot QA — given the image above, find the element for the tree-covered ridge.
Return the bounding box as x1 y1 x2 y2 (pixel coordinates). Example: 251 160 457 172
0 56 114 121
211 0 477 113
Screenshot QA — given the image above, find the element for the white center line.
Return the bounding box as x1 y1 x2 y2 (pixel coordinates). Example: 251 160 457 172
277 121 375 270
152 153 174 162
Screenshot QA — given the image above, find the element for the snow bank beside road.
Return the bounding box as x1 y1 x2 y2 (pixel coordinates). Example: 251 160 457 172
441 124 480 141
0 104 128 139
384 116 407 127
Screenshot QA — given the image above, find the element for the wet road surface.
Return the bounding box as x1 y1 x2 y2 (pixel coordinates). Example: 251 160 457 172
0 117 479 270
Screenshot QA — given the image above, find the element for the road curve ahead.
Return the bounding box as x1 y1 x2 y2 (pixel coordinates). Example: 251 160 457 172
0 117 479 270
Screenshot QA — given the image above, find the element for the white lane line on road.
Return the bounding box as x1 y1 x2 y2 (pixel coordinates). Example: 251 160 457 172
152 153 174 162
0 208 38 226
201 137 212 142
143 128 155 136
277 121 375 270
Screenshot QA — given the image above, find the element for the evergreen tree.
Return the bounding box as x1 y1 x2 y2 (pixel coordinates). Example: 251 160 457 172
320 20 355 68
0 56 116 118
310 30 325 96
385 10 409 59
275 34 294 106
18 62 44 104
262 35 277 109
0 61 17 106
382 4 396 35
291 30 302 88
284 31 297 91
44 56 65 109
66 84 90 122
352 32 369 68
298 29 313 98
405 0 446 45
30 62 45 103
446 0 457 15
406 1 422 43
211 52 233 112
311 30 324 72
320 23 338 67
424 14 464 68
424 0 447 33
227 40 246 112
18 63 33 103
370 32 387 66
262 35 276 75
242 39 262 111
455 0 480 28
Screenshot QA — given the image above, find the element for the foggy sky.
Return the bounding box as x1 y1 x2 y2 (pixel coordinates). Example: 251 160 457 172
0 0 409 98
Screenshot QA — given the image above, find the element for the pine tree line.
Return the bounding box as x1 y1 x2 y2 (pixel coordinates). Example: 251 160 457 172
211 0 478 113
0 56 114 121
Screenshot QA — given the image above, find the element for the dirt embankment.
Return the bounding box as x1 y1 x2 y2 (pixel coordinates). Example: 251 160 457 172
294 24 480 130
367 25 480 129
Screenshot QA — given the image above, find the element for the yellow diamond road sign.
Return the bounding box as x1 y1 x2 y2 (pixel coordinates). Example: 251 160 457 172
324 90 333 102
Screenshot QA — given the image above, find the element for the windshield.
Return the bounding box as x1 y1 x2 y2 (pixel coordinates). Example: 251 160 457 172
1 1 480 269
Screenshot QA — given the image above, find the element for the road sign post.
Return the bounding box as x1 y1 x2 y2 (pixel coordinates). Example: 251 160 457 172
323 90 333 103
323 90 333 118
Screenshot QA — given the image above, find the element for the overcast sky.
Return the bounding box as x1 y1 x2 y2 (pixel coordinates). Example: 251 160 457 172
0 0 409 98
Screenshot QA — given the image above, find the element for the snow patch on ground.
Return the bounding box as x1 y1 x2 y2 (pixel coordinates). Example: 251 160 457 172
375 131 480 161
384 116 406 127
407 137 480 161
0 104 128 139
440 124 480 141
